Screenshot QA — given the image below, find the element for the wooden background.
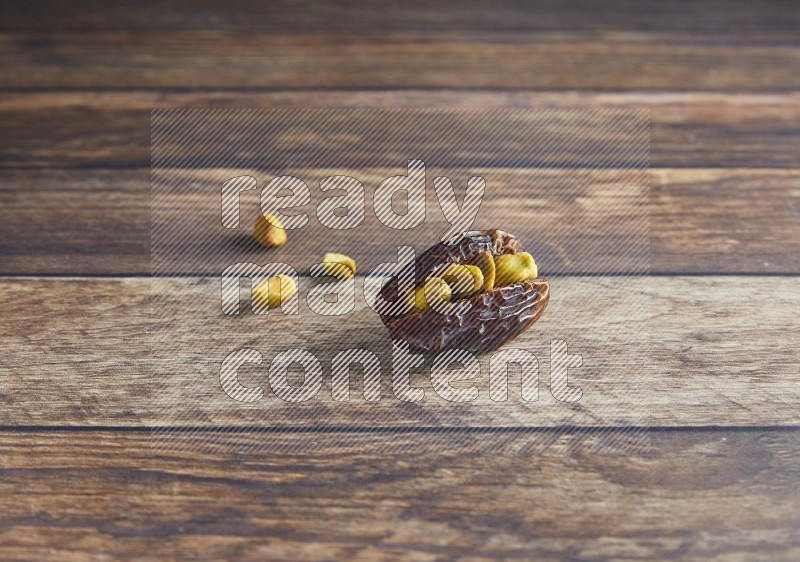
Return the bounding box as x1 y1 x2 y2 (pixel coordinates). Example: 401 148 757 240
1 1 799 560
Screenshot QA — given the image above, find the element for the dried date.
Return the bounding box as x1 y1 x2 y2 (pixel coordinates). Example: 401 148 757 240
378 230 550 353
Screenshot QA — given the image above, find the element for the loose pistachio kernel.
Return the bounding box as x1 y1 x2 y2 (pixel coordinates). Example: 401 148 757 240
410 277 452 311
253 212 287 247
493 252 538 288
252 274 297 310
441 264 484 298
473 251 496 292
321 252 356 279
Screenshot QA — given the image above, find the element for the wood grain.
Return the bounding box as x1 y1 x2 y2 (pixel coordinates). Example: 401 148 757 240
2 30 800 91
1 276 797 427
4 0 799 33
0 428 797 561
2 91 798 169
2 167 797 275
149 166 652 276
1 3 798 558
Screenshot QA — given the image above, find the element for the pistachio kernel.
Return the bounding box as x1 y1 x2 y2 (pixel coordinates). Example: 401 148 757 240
321 252 356 279
493 252 538 288
409 277 452 311
253 213 287 247
441 264 484 299
473 251 496 292
252 274 297 310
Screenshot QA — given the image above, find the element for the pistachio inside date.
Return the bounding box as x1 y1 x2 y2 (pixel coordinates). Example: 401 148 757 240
378 230 550 353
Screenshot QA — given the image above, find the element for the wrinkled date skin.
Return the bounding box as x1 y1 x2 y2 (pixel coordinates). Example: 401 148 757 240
378 230 550 353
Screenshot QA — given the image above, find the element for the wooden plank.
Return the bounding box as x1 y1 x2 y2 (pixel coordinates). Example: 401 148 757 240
146 108 651 171
1 276 797 427
1 92 799 169
149 167 652 277
650 168 800 273
2 31 800 91
1 168 798 275
4 0 799 33
0 428 797 560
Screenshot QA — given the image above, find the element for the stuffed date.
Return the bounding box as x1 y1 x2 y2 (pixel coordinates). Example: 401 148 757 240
378 230 549 353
